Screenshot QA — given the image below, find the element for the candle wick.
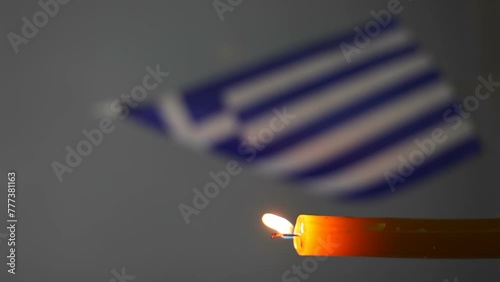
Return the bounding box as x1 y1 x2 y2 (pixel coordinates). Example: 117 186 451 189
271 233 298 239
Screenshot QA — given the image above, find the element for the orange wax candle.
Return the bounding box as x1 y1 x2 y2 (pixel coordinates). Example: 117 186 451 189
263 214 500 258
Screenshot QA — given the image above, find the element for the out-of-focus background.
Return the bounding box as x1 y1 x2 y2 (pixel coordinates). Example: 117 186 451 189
1 0 499 281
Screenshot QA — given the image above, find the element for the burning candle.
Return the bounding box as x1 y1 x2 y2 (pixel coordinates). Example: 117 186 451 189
262 213 500 258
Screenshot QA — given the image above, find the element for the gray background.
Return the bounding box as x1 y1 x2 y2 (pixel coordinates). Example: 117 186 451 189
1 0 499 281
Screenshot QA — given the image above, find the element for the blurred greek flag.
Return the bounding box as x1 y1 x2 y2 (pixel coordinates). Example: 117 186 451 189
125 20 479 200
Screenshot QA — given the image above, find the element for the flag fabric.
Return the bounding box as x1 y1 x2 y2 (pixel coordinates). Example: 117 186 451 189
126 20 479 200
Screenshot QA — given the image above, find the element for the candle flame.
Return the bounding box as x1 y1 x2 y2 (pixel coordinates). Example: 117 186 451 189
262 213 294 234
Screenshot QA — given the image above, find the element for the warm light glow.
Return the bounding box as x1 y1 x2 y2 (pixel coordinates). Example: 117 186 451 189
262 213 294 234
